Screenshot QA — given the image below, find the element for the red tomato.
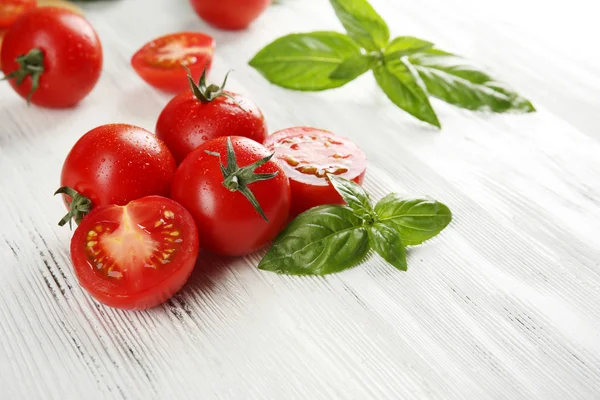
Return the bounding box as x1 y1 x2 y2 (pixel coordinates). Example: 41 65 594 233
171 136 290 256
265 127 367 216
0 29 5 68
58 124 177 227
70 196 199 310
189 0 271 30
131 32 215 93
1 7 102 107
0 0 36 28
156 71 267 164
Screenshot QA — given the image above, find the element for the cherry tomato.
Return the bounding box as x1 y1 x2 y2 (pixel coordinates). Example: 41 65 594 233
70 196 199 310
265 127 367 216
57 124 177 227
0 29 5 68
171 136 290 257
1 7 102 107
156 70 267 164
37 0 83 15
0 0 36 28
189 0 271 30
131 32 215 93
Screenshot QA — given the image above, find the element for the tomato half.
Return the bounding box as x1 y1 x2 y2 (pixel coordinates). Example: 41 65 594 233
189 0 271 30
58 124 177 226
37 0 83 15
265 127 367 216
0 0 36 28
171 136 291 256
156 73 267 164
1 7 102 107
70 196 199 310
131 32 215 93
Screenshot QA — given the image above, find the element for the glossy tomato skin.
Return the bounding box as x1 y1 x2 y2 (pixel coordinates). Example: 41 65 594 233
131 32 215 93
71 196 199 310
0 0 36 28
60 124 177 211
156 90 268 164
189 0 271 30
171 136 290 257
265 127 367 216
1 7 102 107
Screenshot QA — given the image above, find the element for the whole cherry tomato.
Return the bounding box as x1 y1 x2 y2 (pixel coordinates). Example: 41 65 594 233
57 124 177 228
265 127 367 216
0 0 36 29
156 69 268 164
171 136 290 256
131 32 215 93
189 0 271 30
1 7 102 107
70 196 199 310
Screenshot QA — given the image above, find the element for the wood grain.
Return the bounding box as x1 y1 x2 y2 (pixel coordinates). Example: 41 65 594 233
1 0 599 398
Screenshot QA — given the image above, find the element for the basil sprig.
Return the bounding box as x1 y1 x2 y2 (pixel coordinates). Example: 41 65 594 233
249 0 535 128
258 175 452 275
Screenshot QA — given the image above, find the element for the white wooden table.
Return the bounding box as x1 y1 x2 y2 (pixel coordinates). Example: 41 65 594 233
2 0 600 398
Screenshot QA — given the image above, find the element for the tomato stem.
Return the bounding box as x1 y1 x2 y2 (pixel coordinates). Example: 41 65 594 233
1 48 45 104
204 137 278 222
184 65 246 111
54 186 93 229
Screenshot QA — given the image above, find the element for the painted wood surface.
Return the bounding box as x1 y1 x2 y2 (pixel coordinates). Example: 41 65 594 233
1 0 599 398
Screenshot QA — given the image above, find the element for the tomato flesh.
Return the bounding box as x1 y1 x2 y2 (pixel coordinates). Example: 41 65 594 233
71 196 199 310
131 32 215 93
265 127 367 215
0 0 36 28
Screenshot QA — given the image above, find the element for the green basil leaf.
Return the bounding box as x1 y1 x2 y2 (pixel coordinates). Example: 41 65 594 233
374 194 452 245
409 49 535 113
249 32 362 91
327 174 374 221
369 222 407 271
258 205 370 275
329 0 390 51
384 36 434 59
373 60 440 128
329 53 378 81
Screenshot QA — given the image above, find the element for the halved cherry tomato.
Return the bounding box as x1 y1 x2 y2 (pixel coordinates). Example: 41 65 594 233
131 32 215 93
0 0 36 28
37 0 83 15
70 196 199 310
265 127 367 216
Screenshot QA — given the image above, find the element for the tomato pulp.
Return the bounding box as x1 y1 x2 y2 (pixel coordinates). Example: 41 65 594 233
265 127 367 215
171 136 291 256
1 7 102 107
131 32 215 93
70 196 199 310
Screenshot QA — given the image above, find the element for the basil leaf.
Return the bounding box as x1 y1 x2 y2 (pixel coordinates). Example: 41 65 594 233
327 174 374 221
373 60 440 128
258 205 370 275
384 36 434 59
329 0 390 51
369 222 407 271
249 32 362 91
409 49 535 113
329 53 378 81
374 194 452 246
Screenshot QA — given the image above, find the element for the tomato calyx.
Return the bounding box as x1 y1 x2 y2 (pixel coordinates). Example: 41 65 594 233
185 66 245 110
1 48 44 103
54 186 93 229
205 137 278 222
